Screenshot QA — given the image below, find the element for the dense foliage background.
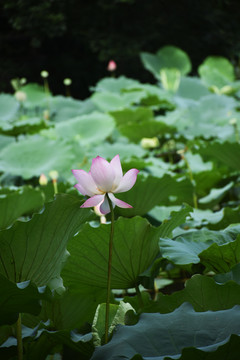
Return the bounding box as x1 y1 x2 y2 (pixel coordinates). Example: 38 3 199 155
1 0 240 97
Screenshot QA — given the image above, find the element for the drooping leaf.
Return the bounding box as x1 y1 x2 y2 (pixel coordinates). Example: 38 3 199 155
0 194 94 285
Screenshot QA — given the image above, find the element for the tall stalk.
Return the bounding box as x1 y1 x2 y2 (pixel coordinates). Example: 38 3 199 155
16 314 23 360
104 193 115 344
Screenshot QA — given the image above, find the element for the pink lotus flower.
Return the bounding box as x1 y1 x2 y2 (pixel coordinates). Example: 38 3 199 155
72 155 139 214
107 60 117 72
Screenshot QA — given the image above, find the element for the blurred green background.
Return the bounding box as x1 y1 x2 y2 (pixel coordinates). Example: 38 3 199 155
1 0 240 98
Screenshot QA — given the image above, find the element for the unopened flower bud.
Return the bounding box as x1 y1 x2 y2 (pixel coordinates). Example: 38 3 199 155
63 78 72 86
49 170 59 180
141 137 159 149
43 109 50 120
15 91 27 102
229 118 237 126
20 78 27 85
41 70 49 78
107 60 117 72
39 173 48 185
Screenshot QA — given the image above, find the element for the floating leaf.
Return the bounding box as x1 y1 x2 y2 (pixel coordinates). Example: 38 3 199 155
0 135 74 179
53 112 115 145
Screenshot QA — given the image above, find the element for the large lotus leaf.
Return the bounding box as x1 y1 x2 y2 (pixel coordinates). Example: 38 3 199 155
62 216 161 290
157 204 192 238
198 56 235 88
0 326 94 360
115 174 194 217
93 76 140 93
129 335 240 360
0 186 44 229
91 91 145 112
118 120 175 143
0 275 51 325
140 46 191 80
130 83 175 110
0 94 19 121
110 107 154 127
91 303 240 360
0 194 93 285
88 141 146 161
0 135 15 151
208 205 240 230
196 141 240 171
198 181 234 209
22 83 51 108
159 225 240 272
23 286 107 331
0 135 74 179
162 94 237 140
175 77 210 101
215 262 240 285
142 275 240 314
0 117 48 136
49 96 97 122
53 112 115 145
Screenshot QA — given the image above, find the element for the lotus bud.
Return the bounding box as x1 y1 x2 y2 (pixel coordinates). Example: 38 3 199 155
107 60 117 72
15 91 27 102
63 78 72 86
39 173 48 185
41 70 49 78
141 137 159 149
49 170 59 180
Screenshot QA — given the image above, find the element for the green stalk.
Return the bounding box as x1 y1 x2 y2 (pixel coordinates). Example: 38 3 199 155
105 193 115 344
52 179 58 195
184 157 198 209
16 314 23 360
135 284 144 309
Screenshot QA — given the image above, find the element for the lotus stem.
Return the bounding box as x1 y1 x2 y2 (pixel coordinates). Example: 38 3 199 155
16 314 23 360
105 193 115 344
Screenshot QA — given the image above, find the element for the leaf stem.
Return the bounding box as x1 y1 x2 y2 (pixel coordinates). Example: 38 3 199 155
135 284 144 309
105 193 115 344
16 314 23 360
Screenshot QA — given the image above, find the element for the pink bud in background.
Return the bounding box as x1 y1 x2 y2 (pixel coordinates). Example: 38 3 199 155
107 60 117 72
